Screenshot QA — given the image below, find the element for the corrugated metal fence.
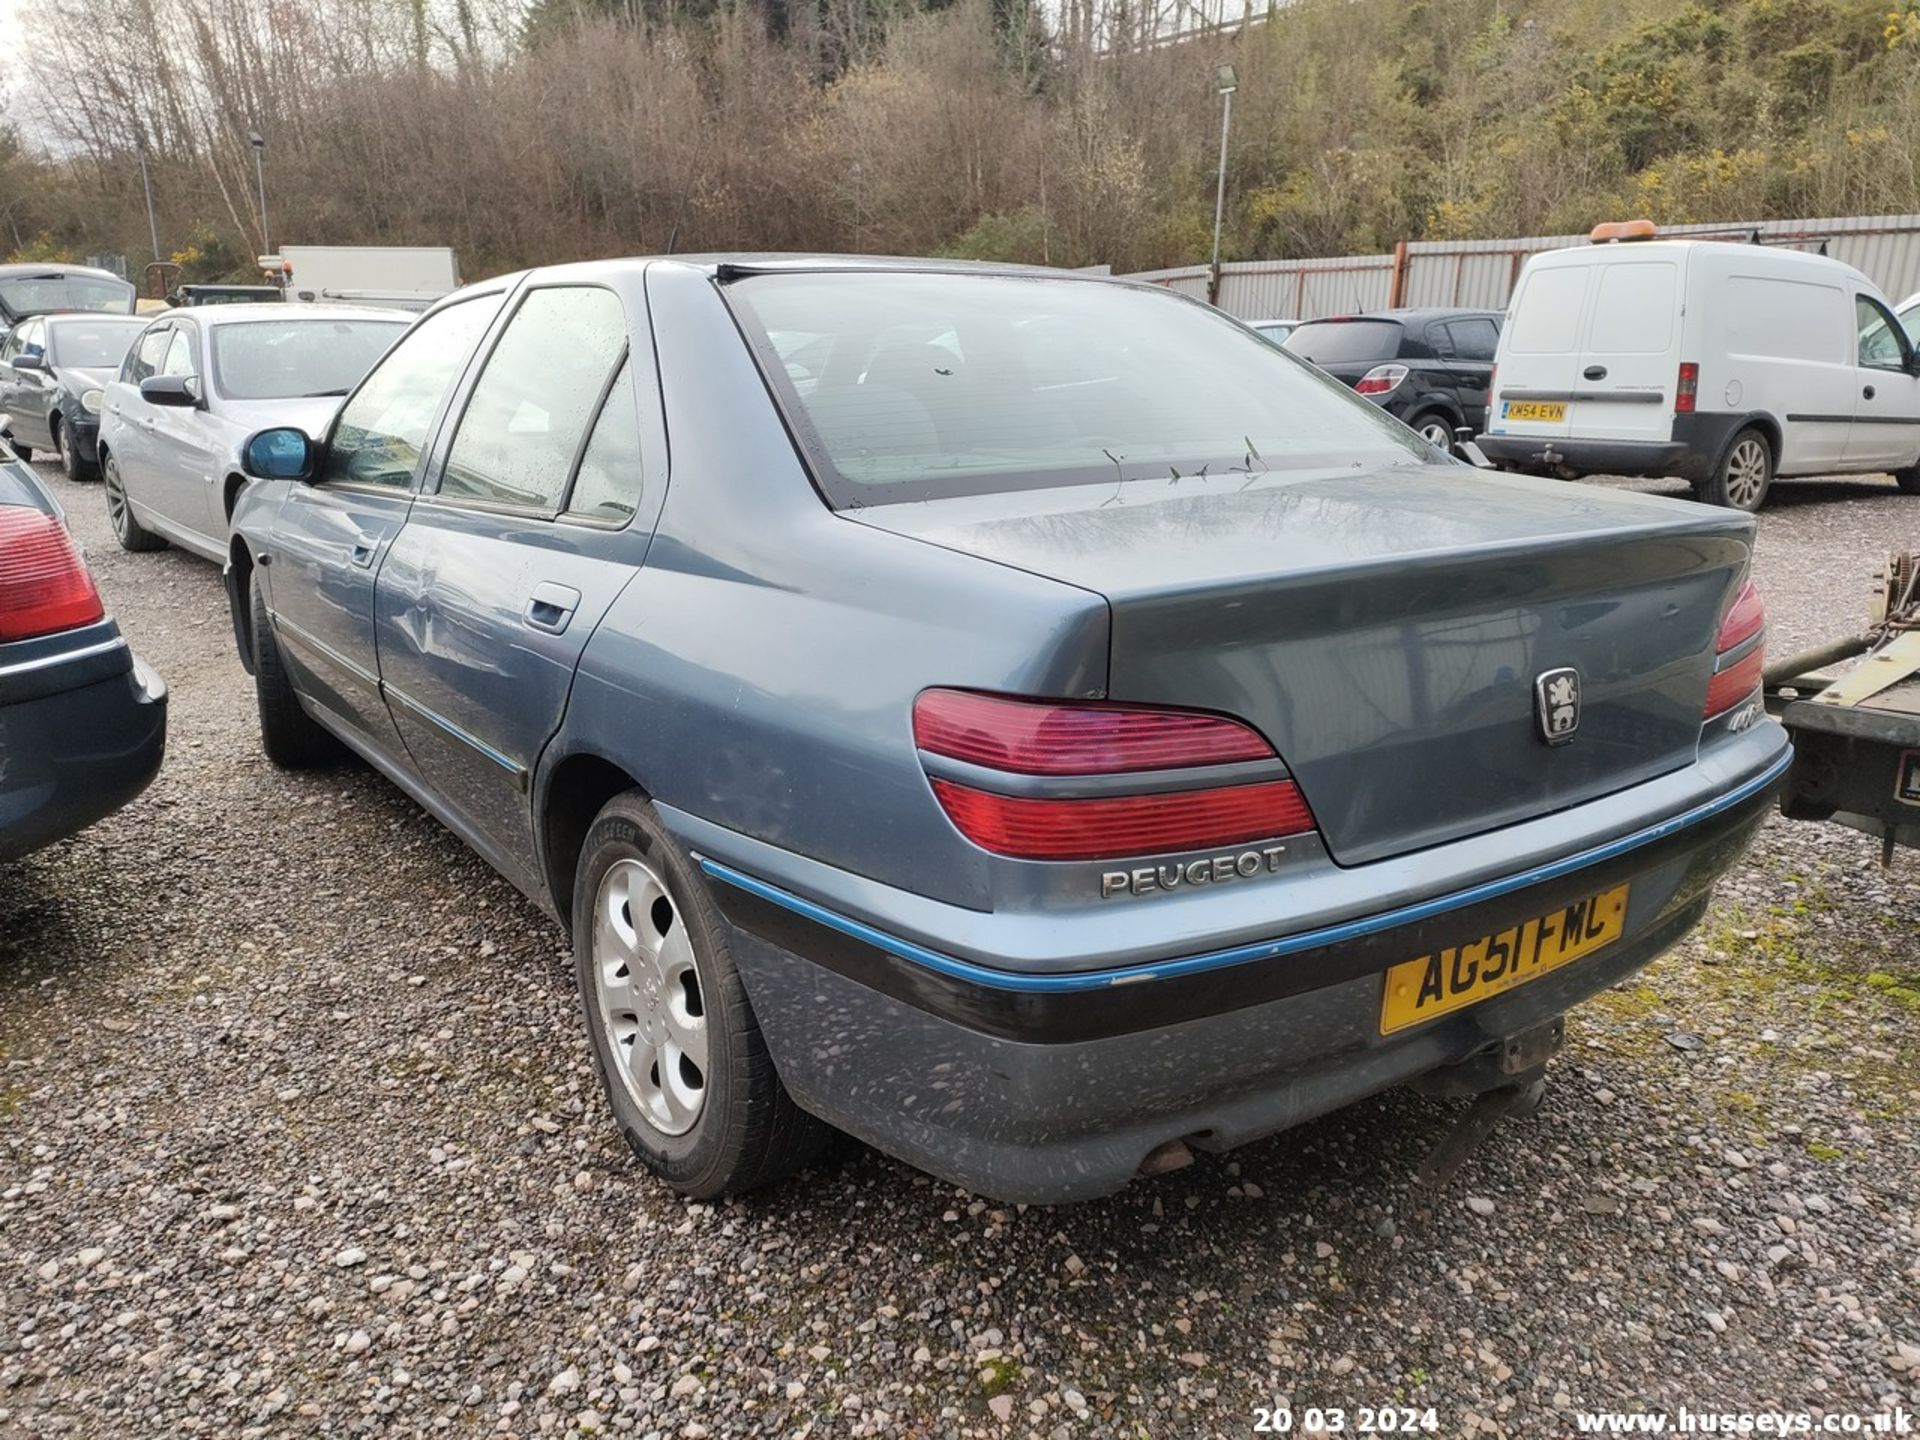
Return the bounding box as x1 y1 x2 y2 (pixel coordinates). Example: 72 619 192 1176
1127 214 1920 318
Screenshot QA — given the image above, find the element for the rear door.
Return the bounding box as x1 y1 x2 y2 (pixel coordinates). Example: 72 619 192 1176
1487 261 1589 441
1844 294 1920 470
1439 315 1499 430
265 291 504 756
1565 256 1679 442
375 280 661 883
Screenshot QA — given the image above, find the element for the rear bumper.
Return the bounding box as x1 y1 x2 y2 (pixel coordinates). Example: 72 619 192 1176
1477 435 1697 479
0 645 168 861
684 733 1789 1202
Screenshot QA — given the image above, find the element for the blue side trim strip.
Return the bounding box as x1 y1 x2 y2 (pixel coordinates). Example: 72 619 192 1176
698 751 1791 994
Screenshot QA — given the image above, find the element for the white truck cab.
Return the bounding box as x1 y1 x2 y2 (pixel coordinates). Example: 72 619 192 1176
1478 220 1920 510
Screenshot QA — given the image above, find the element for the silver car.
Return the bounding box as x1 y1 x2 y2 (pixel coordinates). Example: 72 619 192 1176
99 304 409 559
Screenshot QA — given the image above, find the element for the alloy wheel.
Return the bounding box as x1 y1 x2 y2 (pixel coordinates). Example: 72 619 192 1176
591 855 709 1137
1724 438 1769 509
105 462 130 540
1418 418 1454 448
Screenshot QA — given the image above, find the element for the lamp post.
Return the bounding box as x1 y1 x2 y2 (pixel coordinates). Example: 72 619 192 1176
248 130 270 255
1209 63 1237 307
137 145 161 265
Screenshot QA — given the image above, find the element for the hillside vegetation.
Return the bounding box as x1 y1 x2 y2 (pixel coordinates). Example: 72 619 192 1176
3 0 1919 282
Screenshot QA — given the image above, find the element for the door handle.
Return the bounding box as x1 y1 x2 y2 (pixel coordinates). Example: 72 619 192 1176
525 582 581 634
350 533 379 568
1863 384 1876 400
1583 365 1608 381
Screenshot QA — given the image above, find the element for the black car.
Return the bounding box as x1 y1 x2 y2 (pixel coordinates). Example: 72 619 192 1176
0 313 150 479
1284 307 1502 448
0 263 137 347
0 439 167 860
167 283 285 306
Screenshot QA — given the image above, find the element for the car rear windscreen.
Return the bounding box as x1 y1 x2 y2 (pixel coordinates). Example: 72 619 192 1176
49 318 149 369
0 273 136 318
726 273 1425 505
209 318 409 401
1280 319 1402 365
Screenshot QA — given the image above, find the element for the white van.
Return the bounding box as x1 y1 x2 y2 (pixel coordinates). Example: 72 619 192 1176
1478 221 1920 510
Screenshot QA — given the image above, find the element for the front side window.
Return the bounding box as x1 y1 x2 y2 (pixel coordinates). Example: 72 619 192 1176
729 273 1424 505
49 319 147 370
210 319 407 401
1857 296 1910 371
439 287 627 512
160 329 197 379
127 326 170 384
13 319 45 360
321 295 503 490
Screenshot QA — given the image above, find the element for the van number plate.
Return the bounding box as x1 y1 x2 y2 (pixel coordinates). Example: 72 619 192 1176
1502 400 1566 422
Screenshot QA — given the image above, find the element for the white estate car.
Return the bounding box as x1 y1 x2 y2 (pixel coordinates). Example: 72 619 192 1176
1478 221 1920 511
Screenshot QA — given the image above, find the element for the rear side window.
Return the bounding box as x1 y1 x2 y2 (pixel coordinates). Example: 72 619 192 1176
1506 266 1588 354
1586 263 1676 355
322 294 503 490
1444 318 1499 361
440 287 627 512
565 357 644 522
727 272 1424 506
1282 320 1402 364
1724 277 1845 365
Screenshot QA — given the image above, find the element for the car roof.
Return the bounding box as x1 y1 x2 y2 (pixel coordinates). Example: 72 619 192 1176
162 303 415 327
42 312 149 329
1528 237 1875 287
0 262 128 282
1294 308 1500 324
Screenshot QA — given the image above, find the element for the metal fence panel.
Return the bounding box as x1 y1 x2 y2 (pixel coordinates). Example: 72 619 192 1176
1126 213 1920 318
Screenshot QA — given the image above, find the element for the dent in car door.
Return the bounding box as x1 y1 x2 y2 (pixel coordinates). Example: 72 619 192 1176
265 293 504 757
375 284 662 884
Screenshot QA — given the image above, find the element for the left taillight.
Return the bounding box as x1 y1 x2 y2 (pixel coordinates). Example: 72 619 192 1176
912 689 1318 861
1703 579 1764 719
1354 364 1408 396
0 505 104 643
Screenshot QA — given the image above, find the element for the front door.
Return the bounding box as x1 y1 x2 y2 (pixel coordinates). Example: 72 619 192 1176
103 322 172 482
1843 294 1920 471
376 283 653 882
264 292 504 757
144 323 221 541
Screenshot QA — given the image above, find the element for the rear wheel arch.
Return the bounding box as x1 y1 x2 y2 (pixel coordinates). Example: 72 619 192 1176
541 753 650 931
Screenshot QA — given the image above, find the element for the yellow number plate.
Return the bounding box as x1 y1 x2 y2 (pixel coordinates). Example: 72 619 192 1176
1502 400 1566 422
1379 884 1629 1035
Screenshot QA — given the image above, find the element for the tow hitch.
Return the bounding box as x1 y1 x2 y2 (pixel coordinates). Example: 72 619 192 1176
1412 1017 1562 1190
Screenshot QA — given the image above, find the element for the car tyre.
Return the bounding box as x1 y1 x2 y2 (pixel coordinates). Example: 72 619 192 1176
1699 427 1772 511
1895 467 1920 496
249 570 341 768
104 452 166 552
56 419 97 482
1408 411 1456 450
573 792 831 1198
4 433 31 463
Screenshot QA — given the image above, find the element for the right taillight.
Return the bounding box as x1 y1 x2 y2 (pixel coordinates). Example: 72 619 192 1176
1675 361 1699 415
0 505 104 643
913 689 1318 861
1354 364 1408 396
1703 579 1764 719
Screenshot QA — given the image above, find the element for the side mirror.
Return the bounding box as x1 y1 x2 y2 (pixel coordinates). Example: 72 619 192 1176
12 351 44 372
140 374 200 408
242 427 316 482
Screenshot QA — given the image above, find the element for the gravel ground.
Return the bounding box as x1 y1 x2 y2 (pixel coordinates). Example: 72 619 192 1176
3 461 1918 1440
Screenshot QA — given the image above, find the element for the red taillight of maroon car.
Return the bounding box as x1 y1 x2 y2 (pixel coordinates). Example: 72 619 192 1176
913 689 1317 861
1703 579 1764 719
0 506 104 643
